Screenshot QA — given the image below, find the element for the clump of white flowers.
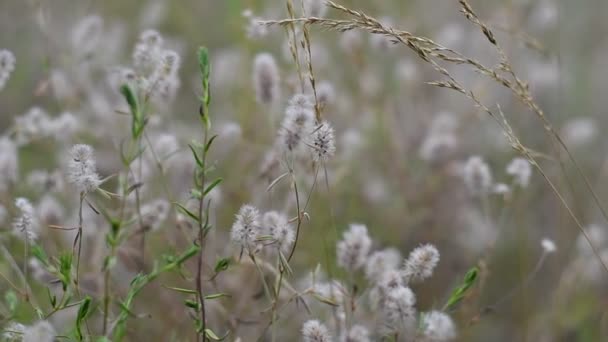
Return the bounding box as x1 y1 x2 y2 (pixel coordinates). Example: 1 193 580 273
253 53 280 105
463 156 492 195
0 137 18 192
230 204 261 251
506 157 532 188
403 243 440 283
336 223 372 271
420 311 457 341
22 320 56 342
365 248 402 283
301 320 332 342
262 211 295 253
310 121 336 162
278 94 315 153
12 198 38 242
67 144 101 193
381 285 417 335
0 49 16 91
129 29 181 104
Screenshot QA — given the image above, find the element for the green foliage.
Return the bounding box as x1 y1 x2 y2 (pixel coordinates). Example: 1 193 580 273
197 46 211 129
120 84 145 139
75 296 92 341
443 266 479 311
113 244 200 341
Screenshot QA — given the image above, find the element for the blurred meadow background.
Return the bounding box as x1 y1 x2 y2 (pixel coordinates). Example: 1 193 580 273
1 0 608 341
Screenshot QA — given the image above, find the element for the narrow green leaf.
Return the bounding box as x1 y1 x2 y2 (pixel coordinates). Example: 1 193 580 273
188 144 204 168
184 299 200 310
175 245 201 265
444 267 479 310
204 328 220 340
163 285 198 295
204 293 231 300
76 296 92 341
214 258 231 273
173 202 201 223
5 290 18 313
31 244 49 266
204 178 223 196
204 134 219 153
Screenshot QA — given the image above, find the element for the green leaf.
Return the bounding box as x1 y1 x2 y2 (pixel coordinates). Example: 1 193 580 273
5 290 18 313
173 202 200 223
31 244 49 266
188 144 204 168
204 134 218 153
204 293 230 300
47 287 56 308
204 178 223 196
103 256 117 271
163 285 197 295
120 84 144 139
214 258 231 273
184 299 200 310
58 252 73 291
198 47 210 102
174 245 201 266
204 328 220 340
197 46 212 128
443 266 479 311
76 296 92 341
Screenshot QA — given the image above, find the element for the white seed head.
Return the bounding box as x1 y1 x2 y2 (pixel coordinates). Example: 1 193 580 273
67 144 101 193
492 183 511 195
23 320 56 342
133 29 164 77
262 211 295 252
365 248 402 283
421 311 457 341
310 121 336 162
0 137 18 191
336 223 372 271
0 49 16 91
403 244 440 283
12 197 38 242
231 204 261 250
381 285 417 334
278 94 315 153
463 156 492 195
541 238 557 254
316 81 335 108
342 325 370 342
506 157 532 188
302 320 332 342
253 53 280 105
